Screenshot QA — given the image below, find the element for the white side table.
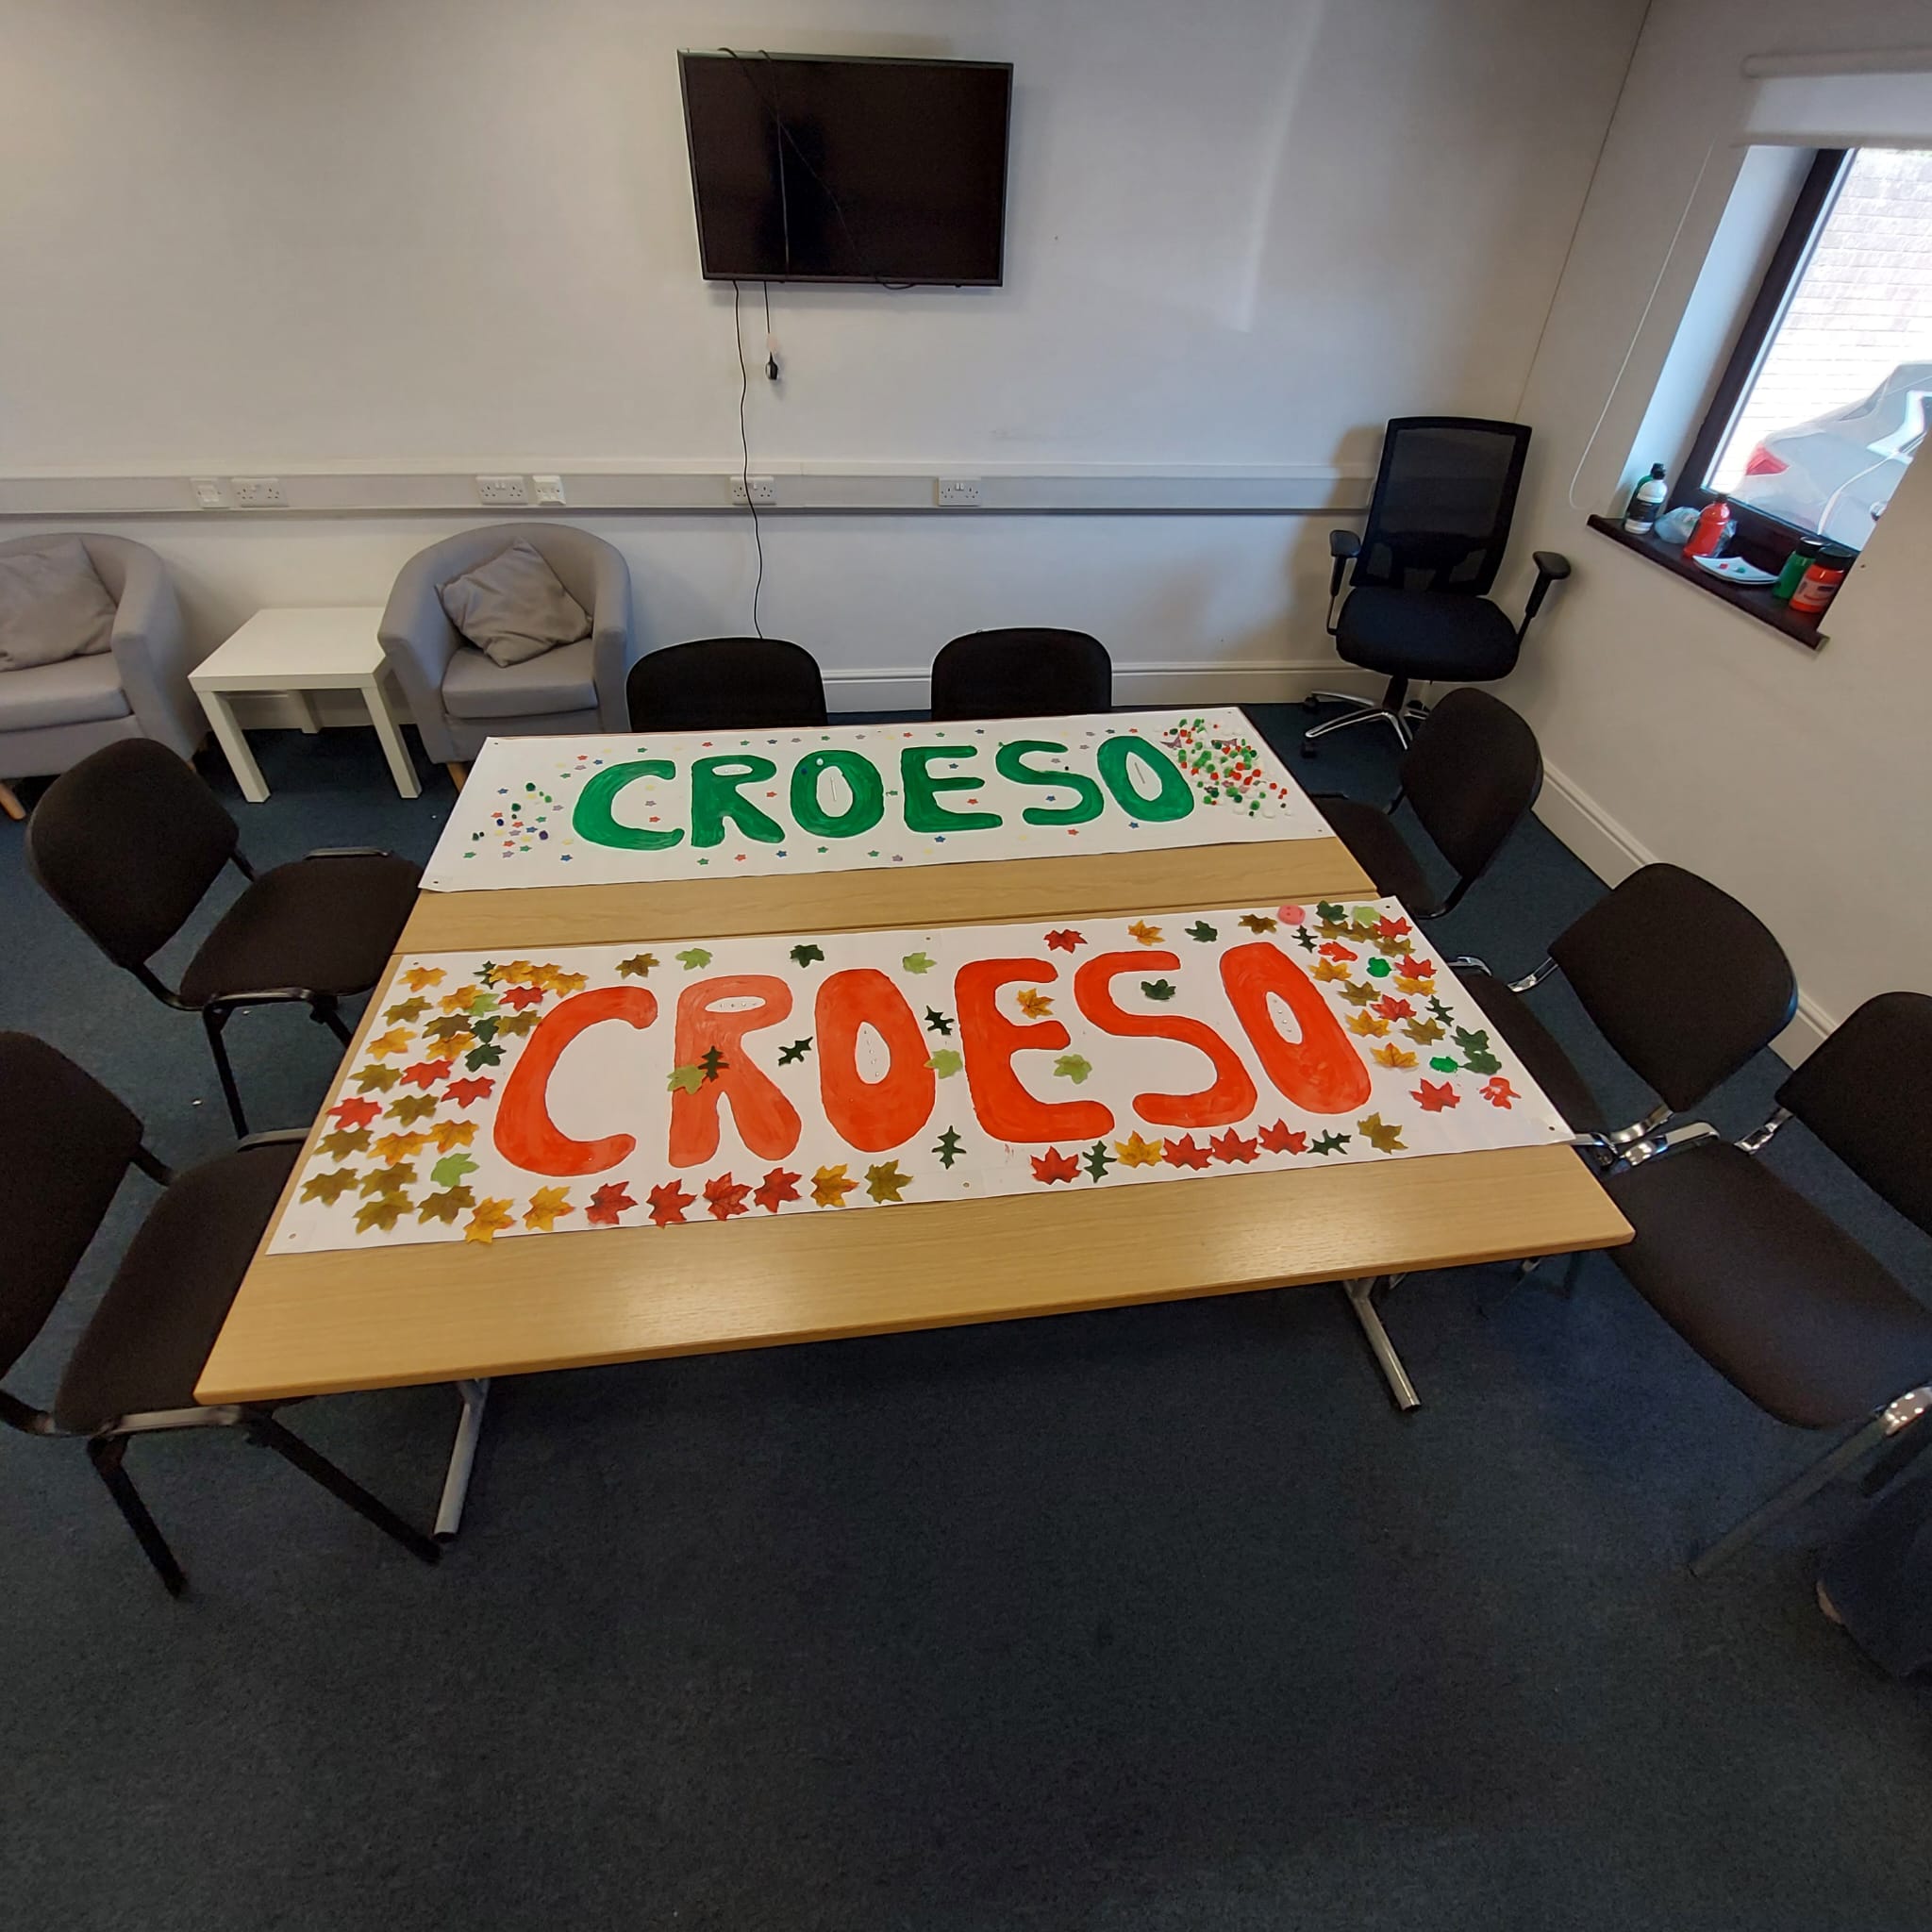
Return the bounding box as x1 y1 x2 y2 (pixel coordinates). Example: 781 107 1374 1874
190 607 421 802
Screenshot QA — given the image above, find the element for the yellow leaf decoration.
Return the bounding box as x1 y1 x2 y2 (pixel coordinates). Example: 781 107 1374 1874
465 1198 516 1244
524 1186 574 1232
1394 975 1434 996
1126 921 1163 946
1357 1113 1406 1154
318 1126 371 1160
428 1119 478 1153
372 1131 428 1165
811 1164 858 1208
353 1064 401 1092
546 971 588 996
401 965 446 991
365 1028 414 1058
1312 958 1350 982
417 1186 475 1224
300 1167 359 1206
1371 1042 1418 1069
356 1195 409 1233
1336 982 1381 1008
1346 1012 1391 1037
1112 1131 1164 1169
439 986 480 1013
359 1163 415 1196
1015 988 1054 1019
864 1160 912 1204
384 996 430 1024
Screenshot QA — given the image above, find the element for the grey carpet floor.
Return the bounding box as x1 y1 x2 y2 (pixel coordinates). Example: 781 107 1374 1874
2 704 1928 1932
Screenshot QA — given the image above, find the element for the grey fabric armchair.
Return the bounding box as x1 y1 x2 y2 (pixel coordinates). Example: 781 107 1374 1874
378 524 636 784
0 534 199 821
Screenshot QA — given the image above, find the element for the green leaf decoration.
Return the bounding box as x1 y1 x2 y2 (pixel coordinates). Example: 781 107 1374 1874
1185 920 1218 942
1310 1130 1352 1157
384 996 429 1024
616 953 658 978
1082 1141 1115 1183
1316 902 1346 922
676 948 713 972
476 961 500 984
430 1150 479 1189
496 1010 539 1038
300 1168 359 1206
1350 906 1379 927
359 1163 414 1196
924 1007 954 1036
471 1016 499 1043
417 1186 475 1224
319 1126 371 1160
356 1195 409 1233
932 1126 966 1169
1428 996 1456 1024
1430 1056 1460 1073
1141 979 1177 1002
1455 1026 1502 1074
1338 981 1380 1008
463 1041 504 1072
1463 1048 1502 1074
1293 925 1317 951
353 1063 401 1092
667 1063 707 1094
926 1048 964 1078
1054 1053 1092 1085
902 951 937 975
790 942 824 968
697 1045 729 1082
1364 958 1391 978
466 991 499 1015
777 1038 813 1065
421 1014 471 1041
388 1093 438 1124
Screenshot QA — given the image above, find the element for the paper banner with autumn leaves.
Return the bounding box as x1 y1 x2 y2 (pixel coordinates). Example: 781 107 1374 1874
266 898 1572 1257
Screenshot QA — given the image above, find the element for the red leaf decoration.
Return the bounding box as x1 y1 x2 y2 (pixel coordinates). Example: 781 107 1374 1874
1481 1076 1520 1109
1209 1128 1259 1164
1317 941 1358 961
1043 928 1086 953
400 1059 453 1090
585 1183 636 1226
704 1173 752 1221
1375 915 1412 942
329 1096 381 1128
753 1167 802 1213
1161 1133 1214 1170
1374 995 1414 1020
1399 956 1435 979
1030 1146 1080 1185
1413 1079 1460 1112
444 1075 496 1107
646 1179 694 1226
1257 1120 1308 1155
503 984 546 1009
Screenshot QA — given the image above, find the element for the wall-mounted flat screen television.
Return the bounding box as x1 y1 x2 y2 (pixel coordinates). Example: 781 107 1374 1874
679 52 1012 286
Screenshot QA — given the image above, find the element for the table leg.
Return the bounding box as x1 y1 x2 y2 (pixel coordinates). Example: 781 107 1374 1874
290 689 322 735
435 1378 491 1540
194 685 270 802
0 781 25 822
359 672 422 800
1344 1275 1422 1413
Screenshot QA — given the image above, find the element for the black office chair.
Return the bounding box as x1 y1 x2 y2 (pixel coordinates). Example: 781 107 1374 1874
1303 417 1570 755
625 637 828 731
1605 993 1932 1574
930 628 1111 721
25 740 419 1137
0 1032 440 1597
1310 688 1541 918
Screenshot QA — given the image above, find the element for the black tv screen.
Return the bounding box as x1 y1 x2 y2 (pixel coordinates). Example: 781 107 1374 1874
679 52 1011 286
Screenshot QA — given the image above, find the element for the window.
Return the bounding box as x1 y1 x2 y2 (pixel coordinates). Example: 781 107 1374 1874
1683 146 1932 555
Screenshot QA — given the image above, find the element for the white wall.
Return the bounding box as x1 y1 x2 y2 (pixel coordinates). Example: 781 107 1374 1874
1504 0 1932 1055
0 0 1643 685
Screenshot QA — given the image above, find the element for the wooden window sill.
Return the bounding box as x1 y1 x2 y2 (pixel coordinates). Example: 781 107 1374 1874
1585 515 1829 650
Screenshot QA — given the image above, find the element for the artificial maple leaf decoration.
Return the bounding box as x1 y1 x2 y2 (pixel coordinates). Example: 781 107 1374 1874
753 1168 802 1213
1082 1141 1115 1182
1015 988 1054 1018
924 1008 954 1036
1209 1128 1258 1164
1185 921 1218 943
1318 941 1359 962
401 1059 453 1090
667 1064 706 1095
496 1011 540 1039
901 952 936 975
1293 926 1318 952
330 1096 382 1129
646 1180 694 1226
500 959 537 985
675 948 713 972
703 1174 752 1221
465 1198 516 1244
438 987 480 1014
1405 1017 1446 1045
416 1186 475 1224
1356 1113 1406 1153
1113 1131 1164 1169
864 1161 912 1204
388 1093 439 1125
1370 1042 1418 1069
444 1075 496 1107
1337 981 1381 1008
524 1186 574 1232
1313 959 1351 984
503 982 549 1008
926 1048 964 1078
1428 996 1457 1024
1126 921 1163 946
421 1015 471 1042
1456 1028 1502 1075
1054 1053 1092 1085
1161 1134 1213 1171
1257 1120 1308 1155
437 1032 476 1061
1375 914 1411 944
300 1167 359 1206
1346 1012 1391 1038
359 1162 415 1195
353 1064 400 1093
1315 902 1347 923
1392 976 1433 996
1141 979 1178 1002
697 1045 729 1082
463 1041 505 1073
1413 1079 1460 1112
402 965 445 991
1374 995 1414 1021
365 1028 414 1058
356 1195 408 1233
430 1150 478 1189
547 972 587 997
585 1183 636 1226
1482 1075 1520 1108
811 1164 858 1208
1044 928 1086 953
428 1120 476 1154
790 943 824 968
1238 913 1278 933
384 996 430 1024
1031 1147 1080 1185
1310 1130 1352 1157
932 1127 966 1170
777 1038 813 1065
319 1126 372 1160
1399 956 1436 981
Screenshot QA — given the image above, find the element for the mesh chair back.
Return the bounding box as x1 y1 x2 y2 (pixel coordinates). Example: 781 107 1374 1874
1399 689 1541 891
1776 992 1932 1237
25 740 238 971
626 638 828 732
1353 418 1531 597
0 1034 143 1381
930 629 1112 722
1549 863 1796 1113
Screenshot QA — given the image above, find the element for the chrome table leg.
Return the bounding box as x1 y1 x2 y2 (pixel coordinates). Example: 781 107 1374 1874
435 1378 491 1541
1344 1276 1422 1413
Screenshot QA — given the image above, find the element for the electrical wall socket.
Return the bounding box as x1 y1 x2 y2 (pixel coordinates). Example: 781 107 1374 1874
190 477 227 509
530 474 567 505
231 476 287 508
728 475 777 507
935 477 983 507
476 474 531 506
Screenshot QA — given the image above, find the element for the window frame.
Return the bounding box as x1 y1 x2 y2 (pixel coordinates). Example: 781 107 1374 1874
1676 146 1855 568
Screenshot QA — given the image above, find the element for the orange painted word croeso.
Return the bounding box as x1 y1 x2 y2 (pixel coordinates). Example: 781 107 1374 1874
494 942 1373 1176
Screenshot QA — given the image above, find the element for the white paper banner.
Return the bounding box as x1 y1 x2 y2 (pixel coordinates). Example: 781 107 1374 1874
422 708 1330 891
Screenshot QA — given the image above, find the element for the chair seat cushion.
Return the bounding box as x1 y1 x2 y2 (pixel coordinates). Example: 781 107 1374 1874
0 651 131 732
441 636 597 720
180 853 421 1005
1454 968 1606 1134
1607 1140 1932 1428
1336 589 1520 682
1311 796 1440 913
55 1141 301 1431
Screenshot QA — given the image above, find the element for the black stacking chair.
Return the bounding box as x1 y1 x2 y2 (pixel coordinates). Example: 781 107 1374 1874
25 740 419 1137
1605 994 1932 1574
1310 688 1541 918
930 627 1111 721
625 637 828 731
0 1032 439 1596
1302 417 1570 755
1448 862 1797 1155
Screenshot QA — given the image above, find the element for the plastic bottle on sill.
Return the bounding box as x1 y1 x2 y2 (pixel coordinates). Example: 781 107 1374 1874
1682 499 1735 560
1622 463 1669 535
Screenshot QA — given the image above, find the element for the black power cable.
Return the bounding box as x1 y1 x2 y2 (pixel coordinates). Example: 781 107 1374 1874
729 276 765 638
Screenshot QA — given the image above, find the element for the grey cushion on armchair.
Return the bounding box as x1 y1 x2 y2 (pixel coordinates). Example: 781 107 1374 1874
378 524 636 765
0 533 200 778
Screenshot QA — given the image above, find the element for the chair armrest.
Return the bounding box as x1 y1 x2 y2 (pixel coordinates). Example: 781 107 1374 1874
303 846 390 859
1328 528 1362 560
378 548 466 762
1326 528 1362 620
108 547 201 756
1520 550 1573 635
587 541 638 731
239 1127 313 1151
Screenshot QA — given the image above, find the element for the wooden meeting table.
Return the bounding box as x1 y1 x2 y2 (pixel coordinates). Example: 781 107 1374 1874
197 832 1631 1532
